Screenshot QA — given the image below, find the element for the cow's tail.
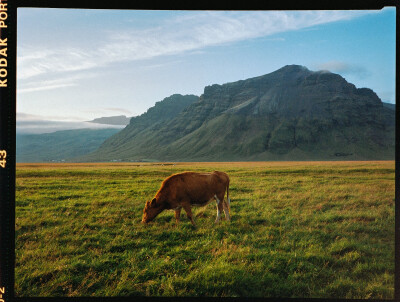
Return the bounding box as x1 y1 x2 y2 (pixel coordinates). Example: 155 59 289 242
226 180 231 214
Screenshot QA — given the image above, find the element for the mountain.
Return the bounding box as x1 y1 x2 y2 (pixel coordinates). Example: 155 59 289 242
88 115 131 125
77 65 395 162
16 128 121 163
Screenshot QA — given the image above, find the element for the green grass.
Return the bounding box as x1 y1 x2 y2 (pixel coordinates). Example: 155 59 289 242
15 161 395 298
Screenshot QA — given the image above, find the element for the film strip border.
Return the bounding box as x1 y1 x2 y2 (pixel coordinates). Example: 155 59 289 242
0 0 15 301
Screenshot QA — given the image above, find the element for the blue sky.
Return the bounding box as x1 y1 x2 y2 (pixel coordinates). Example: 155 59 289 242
16 8 396 133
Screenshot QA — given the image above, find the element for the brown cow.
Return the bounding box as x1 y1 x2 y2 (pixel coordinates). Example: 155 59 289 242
142 171 231 226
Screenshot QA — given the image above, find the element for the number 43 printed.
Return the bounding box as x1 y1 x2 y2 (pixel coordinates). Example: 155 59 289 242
0 150 6 168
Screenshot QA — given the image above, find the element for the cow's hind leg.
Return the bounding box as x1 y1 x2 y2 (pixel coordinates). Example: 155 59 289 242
182 203 196 227
214 194 224 223
223 201 230 221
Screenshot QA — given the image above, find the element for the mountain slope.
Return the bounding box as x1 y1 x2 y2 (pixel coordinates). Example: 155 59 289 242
79 65 395 162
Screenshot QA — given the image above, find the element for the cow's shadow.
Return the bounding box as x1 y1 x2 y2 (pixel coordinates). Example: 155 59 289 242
249 218 268 226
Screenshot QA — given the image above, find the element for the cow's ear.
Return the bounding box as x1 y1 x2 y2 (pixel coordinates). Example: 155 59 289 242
150 198 157 207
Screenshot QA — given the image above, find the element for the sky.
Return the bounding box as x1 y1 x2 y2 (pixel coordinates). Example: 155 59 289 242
16 8 396 134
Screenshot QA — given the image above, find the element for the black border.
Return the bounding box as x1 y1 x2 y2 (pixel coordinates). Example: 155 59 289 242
0 1 398 302
9 0 400 10
0 1 16 302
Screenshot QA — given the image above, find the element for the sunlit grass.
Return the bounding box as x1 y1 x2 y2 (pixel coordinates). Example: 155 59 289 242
15 161 395 298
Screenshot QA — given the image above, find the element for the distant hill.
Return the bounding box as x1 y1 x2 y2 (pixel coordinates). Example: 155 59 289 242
88 115 131 125
76 65 395 162
16 128 121 163
74 94 199 161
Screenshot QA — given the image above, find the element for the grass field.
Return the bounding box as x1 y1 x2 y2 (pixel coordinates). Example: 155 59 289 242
15 161 395 298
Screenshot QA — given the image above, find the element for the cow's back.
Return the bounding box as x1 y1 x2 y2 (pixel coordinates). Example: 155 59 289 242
156 171 228 206
179 172 216 203
211 171 229 185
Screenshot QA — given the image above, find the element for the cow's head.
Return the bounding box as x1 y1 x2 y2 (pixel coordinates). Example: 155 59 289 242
142 198 163 223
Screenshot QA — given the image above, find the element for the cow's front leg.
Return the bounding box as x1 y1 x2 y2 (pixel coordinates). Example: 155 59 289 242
182 203 196 227
174 208 181 224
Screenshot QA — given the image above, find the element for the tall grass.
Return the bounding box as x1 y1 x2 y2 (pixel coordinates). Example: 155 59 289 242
15 161 395 298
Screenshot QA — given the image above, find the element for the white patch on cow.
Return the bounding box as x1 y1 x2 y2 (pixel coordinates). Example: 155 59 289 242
214 195 223 223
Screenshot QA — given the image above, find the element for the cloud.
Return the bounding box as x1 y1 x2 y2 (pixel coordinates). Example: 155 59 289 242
17 120 125 134
18 46 100 80
17 112 86 122
98 11 373 63
314 61 370 79
16 112 125 134
18 71 98 93
18 10 375 85
18 82 76 93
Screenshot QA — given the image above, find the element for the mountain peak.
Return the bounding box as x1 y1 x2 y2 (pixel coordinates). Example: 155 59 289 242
278 64 310 72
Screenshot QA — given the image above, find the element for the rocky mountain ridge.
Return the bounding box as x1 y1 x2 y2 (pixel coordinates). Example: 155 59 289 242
76 65 394 162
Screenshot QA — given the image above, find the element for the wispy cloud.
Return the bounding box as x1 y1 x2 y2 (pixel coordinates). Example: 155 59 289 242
18 71 98 93
18 47 100 79
314 61 370 79
17 120 125 134
16 112 125 134
17 112 86 122
18 82 76 93
17 10 376 88
99 11 373 63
